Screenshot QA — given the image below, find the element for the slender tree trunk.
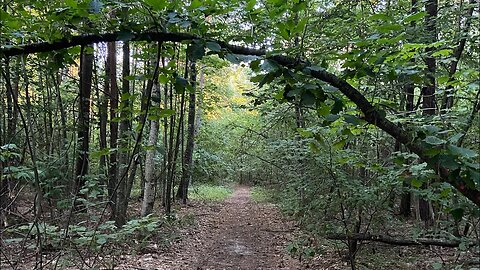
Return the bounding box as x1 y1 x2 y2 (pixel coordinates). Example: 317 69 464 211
399 0 417 218
99 57 108 176
419 0 438 226
52 72 68 170
177 60 197 203
107 42 119 217
21 55 43 218
116 39 131 227
399 82 414 217
74 45 94 210
141 83 161 216
0 57 17 227
161 74 170 208
5 58 18 142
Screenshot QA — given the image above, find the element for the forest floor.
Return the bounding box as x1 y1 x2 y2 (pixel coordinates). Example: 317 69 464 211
119 186 302 269
3 186 477 269
117 186 479 270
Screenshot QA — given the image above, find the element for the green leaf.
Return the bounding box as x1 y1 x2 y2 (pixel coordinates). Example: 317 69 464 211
297 128 313 138
277 23 290 40
257 72 278 88
450 208 464 221
317 103 330 116
144 0 168 10
295 18 308 35
250 60 261 71
467 168 480 187
205 41 221 52
369 13 392 21
325 114 340 122
246 0 256 11
148 109 176 120
344 115 360 125
260 59 280 72
187 42 205 61
120 92 132 101
432 49 453 57
158 74 169 84
273 90 284 101
301 91 316 106
96 236 107 245
65 0 77 8
411 178 423 188
423 125 440 134
447 145 478 158
189 0 202 9
225 54 240 64
438 155 460 170
377 24 402 32
333 139 346 150
424 147 441 157
174 76 188 93
404 11 426 23
424 136 445 145
330 98 343 114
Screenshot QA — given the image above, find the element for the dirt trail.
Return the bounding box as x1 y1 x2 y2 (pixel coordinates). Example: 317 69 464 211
126 186 300 269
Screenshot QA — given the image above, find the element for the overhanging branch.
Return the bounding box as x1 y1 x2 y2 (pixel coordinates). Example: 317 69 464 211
1 30 478 206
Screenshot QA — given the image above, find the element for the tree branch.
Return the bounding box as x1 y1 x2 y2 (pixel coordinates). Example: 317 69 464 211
327 233 479 248
1 30 478 206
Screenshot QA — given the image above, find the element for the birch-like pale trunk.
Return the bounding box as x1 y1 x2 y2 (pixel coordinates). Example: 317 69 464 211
141 84 161 216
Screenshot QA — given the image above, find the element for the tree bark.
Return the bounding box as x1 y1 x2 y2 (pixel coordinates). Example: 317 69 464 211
107 42 119 217
99 55 108 176
115 39 131 227
51 71 68 169
398 0 418 219
418 0 438 225
141 83 161 216
74 45 94 210
176 60 197 203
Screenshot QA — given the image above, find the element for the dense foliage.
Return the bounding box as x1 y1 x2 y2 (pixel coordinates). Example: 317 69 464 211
0 0 478 269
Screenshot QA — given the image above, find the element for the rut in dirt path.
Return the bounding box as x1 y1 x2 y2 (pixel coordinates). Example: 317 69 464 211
164 186 300 270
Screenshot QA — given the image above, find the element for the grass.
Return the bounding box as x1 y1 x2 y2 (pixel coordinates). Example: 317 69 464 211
250 186 276 203
188 184 233 201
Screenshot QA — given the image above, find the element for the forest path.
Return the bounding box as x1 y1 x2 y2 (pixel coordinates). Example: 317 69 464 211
127 186 301 269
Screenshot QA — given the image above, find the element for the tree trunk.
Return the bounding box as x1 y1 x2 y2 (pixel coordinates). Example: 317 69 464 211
399 0 417 217
99 57 108 176
107 41 119 217
52 71 69 172
177 60 197 203
419 0 438 226
74 45 94 211
116 39 131 227
141 85 161 216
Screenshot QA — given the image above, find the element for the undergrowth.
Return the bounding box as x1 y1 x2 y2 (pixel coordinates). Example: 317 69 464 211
250 186 277 203
188 184 233 201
